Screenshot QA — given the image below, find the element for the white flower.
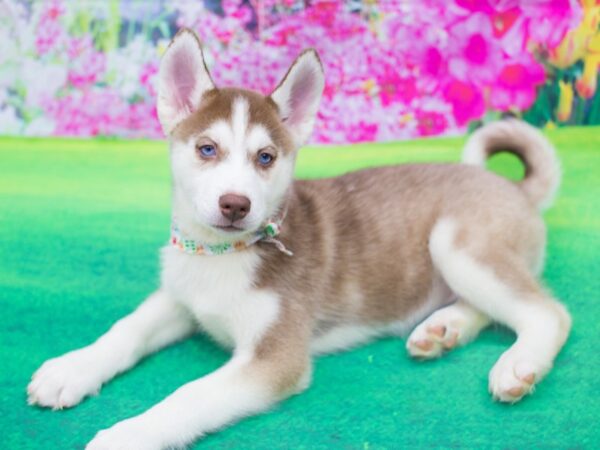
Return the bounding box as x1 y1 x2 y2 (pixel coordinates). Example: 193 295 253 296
105 35 157 99
21 59 67 108
24 116 56 136
0 106 22 135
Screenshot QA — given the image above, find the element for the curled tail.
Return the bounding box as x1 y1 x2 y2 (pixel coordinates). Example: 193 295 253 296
462 119 561 211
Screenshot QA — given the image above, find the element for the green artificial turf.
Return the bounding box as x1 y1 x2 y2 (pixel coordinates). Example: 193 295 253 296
1 128 599 449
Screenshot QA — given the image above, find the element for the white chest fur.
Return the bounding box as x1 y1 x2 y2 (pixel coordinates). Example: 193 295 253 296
160 246 280 352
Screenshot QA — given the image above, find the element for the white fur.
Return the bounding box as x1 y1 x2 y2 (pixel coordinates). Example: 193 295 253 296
160 245 280 352
429 218 570 401
86 354 273 450
31 244 282 449
406 300 491 358
169 96 296 246
85 247 282 449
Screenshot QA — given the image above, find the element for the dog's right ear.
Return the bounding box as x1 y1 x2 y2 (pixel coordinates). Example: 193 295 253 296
157 29 215 135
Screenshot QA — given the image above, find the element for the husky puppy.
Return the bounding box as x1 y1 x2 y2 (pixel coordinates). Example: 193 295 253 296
28 29 571 449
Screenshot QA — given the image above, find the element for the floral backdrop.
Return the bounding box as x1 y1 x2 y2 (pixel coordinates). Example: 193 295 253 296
1 0 599 143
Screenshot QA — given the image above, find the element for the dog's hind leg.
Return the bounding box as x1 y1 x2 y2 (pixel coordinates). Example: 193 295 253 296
429 219 571 403
406 300 491 359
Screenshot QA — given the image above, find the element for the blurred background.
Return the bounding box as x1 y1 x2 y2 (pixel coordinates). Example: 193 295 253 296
1 0 599 144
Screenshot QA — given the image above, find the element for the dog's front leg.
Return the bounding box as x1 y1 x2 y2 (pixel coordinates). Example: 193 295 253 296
28 289 196 409
86 323 311 450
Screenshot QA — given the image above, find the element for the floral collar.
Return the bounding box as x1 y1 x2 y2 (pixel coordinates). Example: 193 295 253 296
170 216 292 257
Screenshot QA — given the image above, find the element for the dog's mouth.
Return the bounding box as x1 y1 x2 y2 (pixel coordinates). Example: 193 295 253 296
214 224 246 233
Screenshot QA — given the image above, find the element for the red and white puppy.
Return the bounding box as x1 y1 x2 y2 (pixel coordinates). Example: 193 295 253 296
28 29 571 449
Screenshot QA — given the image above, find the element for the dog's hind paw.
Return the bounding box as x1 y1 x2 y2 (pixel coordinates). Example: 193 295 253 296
406 301 490 360
488 350 545 403
406 321 459 359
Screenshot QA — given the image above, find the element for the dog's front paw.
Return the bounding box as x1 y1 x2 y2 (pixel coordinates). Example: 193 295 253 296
87 420 162 450
27 350 102 409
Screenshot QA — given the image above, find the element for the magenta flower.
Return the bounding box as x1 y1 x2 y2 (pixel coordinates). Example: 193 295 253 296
67 46 106 89
376 66 418 107
44 88 161 138
140 62 159 97
5 0 594 142
490 58 546 111
443 80 486 126
222 0 252 25
455 0 497 14
339 120 379 143
447 13 505 85
416 110 449 136
422 47 446 79
127 102 163 138
35 0 66 55
520 0 583 49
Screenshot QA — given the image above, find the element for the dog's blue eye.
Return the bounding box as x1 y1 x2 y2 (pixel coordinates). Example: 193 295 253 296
197 144 216 158
258 152 274 166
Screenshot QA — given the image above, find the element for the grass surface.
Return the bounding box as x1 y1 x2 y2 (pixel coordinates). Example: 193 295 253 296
1 128 599 449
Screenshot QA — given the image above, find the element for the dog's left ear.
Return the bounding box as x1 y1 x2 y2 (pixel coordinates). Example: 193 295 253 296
270 49 325 145
157 29 215 135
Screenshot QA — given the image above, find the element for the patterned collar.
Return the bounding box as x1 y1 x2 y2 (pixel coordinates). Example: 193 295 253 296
170 214 292 257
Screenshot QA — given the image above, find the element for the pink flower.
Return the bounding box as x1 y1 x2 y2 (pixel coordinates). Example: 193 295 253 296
345 121 379 143
490 6 521 38
376 67 418 107
305 1 340 29
68 54 106 88
66 37 106 88
42 0 65 20
490 58 545 111
36 18 62 55
447 13 504 85
520 0 583 49
222 0 253 25
443 80 486 126
497 0 583 56
140 62 159 97
264 22 303 46
35 0 66 55
422 47 446 79
23 0 589 143
415 110 448 136
314 94 382 143
127 102 163 138
455 0 496 14
43 89 161 138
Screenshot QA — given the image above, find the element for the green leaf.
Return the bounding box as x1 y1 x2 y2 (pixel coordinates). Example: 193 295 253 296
587 74 600 125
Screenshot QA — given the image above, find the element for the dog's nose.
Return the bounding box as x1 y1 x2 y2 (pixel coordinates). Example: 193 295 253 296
219 194 251 222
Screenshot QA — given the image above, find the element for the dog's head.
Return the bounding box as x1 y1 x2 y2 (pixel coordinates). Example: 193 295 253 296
157 29 324 242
